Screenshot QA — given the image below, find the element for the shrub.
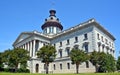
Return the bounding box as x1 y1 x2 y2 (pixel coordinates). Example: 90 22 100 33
17 68 30 73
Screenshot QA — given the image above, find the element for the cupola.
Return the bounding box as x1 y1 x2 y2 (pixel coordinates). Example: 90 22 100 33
41 10 63 35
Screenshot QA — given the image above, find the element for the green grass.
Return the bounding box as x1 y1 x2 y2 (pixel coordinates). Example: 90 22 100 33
0 72 120 75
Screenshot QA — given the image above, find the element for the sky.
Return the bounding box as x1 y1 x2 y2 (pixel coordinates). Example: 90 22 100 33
0 0 120 58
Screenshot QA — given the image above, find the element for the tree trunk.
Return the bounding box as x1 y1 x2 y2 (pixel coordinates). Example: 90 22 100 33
95 64 99 73
15 64 18 72
45 62 49 74
76 64 79 74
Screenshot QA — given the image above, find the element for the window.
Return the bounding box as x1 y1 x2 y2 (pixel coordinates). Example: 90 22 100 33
66 48 70 56
56 28 60 33
75 37 78 43
74 45 79 50
48 27 53 33
60 64 62 70
52 27 54 33
101 36 104 42
86 61 89 68
43 43 45 46
67 63 70 69
97 33 100 40
112 43 114 48
53 64 56 70
60 42 62 47
102 45 104 52
49 27 51 33
84 33 88 40
54 44 56 47
51 17 53 20
44 28 47 34
110 49 112 54
105 39 108 44
44 64 46 70
67 39 70 45
85 44 88 53
98 44 100 52
113 50 115 54
109 42 111 47
59 50 62 58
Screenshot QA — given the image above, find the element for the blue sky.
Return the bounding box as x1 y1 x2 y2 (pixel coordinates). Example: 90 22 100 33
0 0 120 58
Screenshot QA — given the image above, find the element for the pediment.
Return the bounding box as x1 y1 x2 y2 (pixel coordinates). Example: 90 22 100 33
13 32 32 46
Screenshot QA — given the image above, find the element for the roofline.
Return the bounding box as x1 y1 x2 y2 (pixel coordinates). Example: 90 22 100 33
13 18 115 46
13 31 50 46
51 19 115 41
93 21 116 40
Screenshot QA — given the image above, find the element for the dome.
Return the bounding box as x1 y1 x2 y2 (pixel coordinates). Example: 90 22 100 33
41 22 63 30
41 10 63 31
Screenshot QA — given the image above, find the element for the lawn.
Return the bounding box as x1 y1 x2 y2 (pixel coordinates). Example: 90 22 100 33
0 73 120 75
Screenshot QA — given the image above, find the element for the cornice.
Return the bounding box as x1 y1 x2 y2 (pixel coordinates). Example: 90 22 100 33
13 18 115 46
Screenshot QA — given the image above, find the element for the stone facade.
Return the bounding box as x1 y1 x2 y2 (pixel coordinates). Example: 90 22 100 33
13 10 115 73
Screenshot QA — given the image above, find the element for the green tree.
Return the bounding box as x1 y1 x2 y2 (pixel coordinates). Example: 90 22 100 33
9 48 30 72
2 50 11 66
117 56 120 70
0 52 4 71
90 51 116 73
37 45 56 74
90 51 102 72
2 48 30 72
70 48 89 74
100 53 116 72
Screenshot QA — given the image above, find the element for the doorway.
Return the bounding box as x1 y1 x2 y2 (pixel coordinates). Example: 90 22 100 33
36 64 39 73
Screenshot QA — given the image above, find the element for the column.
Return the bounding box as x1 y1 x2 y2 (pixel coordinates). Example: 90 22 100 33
25 44 26 50
22 45 24 49
27 43 29 51
33 40 36 57
37 40 39 51
23 44 25 49
30 41 32 57
26 43 28 51
38 40 41 51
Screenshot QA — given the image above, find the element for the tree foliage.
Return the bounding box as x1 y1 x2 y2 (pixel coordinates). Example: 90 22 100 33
9 48 30 72
37 45 56 74
99 53 116 72
117 56 120 70
2 50 11 64
2 48 30 72
0 52 4 71
90 51 102 72
90 51 116 72
70 48 89 74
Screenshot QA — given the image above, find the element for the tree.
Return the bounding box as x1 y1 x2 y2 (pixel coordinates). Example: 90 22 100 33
9 48 30 72
0 52 4 71
90 51 102 72
117 56 120 70
69 48 89 74
2 49 11 66
37 45 56 74
100 53 116 72
90 51 116 73
2 48 30 72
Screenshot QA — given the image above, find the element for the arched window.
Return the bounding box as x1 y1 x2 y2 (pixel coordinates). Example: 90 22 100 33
53 64 56 70
67 63 70 69
36 64 39 73
60 64 62 70
86 61 89 68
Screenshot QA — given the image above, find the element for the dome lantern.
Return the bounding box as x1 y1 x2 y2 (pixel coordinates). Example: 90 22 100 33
41 10 63 35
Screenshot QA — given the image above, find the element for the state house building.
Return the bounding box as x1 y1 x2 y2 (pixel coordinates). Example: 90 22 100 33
13 10 115 73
